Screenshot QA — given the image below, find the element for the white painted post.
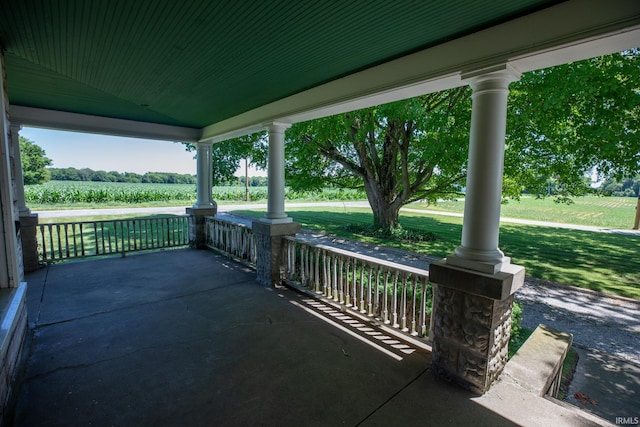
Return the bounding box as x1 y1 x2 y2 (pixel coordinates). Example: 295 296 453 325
447 65 520 274
10 124 39 272
429 65 525 394
264 122 292 223
193 141 215 208
0 55 22 287
10 124 30 216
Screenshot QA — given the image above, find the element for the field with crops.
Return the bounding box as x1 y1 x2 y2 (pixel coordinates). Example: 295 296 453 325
26 181 197 204
25 181 366 207
408 195 638 230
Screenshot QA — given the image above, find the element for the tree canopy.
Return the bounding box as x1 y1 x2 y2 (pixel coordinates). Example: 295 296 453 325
599 176 640 197
506 49 640 199
184 134 267 186
19 136 52 185
285 89 471 230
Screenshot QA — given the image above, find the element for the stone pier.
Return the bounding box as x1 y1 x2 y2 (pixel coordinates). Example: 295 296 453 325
252 221 300 287
187 207 217 249
429 260 524 394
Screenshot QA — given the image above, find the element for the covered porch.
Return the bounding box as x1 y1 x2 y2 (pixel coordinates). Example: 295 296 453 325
0 1 639 424
13 248 598 426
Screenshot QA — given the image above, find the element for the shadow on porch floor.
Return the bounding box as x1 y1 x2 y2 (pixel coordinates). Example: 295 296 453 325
9 249 598 426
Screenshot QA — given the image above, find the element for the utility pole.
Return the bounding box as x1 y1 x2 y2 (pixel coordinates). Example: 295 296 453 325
633 195 640 230
245 158 250 202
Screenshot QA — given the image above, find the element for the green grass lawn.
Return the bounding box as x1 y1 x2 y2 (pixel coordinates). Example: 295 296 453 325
233 206 640 300
410 195 638 230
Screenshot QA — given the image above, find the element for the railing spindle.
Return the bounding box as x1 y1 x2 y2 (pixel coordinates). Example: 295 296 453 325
400 272 408 332
100 222 107 254
392 270 399 328
80 223 85 257
39 225 47 262
56 224 63 259
344 257 350 306
419 278 427 337
352 259 358 308
72 224 79 257
63 224 70 258
410 276 418 335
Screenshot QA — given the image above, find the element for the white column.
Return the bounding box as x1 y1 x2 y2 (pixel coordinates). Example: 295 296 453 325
10 124 30 216
193 141 215 208
263 122 291 223
447 65 520 274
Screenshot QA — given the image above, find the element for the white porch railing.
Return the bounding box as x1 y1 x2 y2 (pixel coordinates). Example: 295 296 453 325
204 216 256 264
201 217 432 339
282 236 431 338
38 216 189 263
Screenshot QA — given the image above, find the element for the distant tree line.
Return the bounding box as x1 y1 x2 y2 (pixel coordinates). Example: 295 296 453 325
600 176 640 197
47 167 196 184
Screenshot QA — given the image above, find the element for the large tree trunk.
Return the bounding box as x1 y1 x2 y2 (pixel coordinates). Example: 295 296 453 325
371 201 401 231
363 178 402 233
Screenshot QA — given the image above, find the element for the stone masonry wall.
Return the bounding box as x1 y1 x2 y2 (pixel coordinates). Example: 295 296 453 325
430 283 514 394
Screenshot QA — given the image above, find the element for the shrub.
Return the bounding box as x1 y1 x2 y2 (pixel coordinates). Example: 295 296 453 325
343 223 438 243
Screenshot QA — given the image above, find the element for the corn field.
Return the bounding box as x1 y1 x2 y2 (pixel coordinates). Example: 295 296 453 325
25 181 367 205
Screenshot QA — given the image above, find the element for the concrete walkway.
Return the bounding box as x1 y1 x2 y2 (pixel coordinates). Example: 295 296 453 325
12 249 607 426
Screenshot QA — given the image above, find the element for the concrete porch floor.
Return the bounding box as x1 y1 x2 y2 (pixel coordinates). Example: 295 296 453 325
9 249 607 426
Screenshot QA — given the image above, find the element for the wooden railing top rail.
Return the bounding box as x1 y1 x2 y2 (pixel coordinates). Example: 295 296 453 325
205 215 252 228
283 235 430 278
40 215 190 226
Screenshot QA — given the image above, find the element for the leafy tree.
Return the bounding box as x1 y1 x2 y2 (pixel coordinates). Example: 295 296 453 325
19 136 52 184
249 176 267 187
77 168 93 181
106 171 123 182
506 50 640 200
183 134 267 186
90 170 112 182
600 176 640 197
49 167 80 181
285 90 471 231
121 172 143 183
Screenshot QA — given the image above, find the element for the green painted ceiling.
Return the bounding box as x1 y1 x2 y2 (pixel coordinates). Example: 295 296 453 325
0 0 562 128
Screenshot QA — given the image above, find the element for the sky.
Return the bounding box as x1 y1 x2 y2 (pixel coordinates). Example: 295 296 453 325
20 127 197 175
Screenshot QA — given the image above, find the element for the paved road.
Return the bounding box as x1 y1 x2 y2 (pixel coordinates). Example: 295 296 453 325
36 201 370 218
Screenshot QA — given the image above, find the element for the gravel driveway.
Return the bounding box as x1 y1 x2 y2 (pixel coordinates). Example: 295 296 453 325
516 278 639 364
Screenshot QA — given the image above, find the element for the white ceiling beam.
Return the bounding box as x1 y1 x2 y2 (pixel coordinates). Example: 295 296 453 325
10 106 201 142
201 0 640 143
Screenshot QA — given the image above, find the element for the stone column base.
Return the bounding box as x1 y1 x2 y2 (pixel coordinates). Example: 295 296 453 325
252 221 300 287
428 259 525 394
186 207 217 249
19 213 38 272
